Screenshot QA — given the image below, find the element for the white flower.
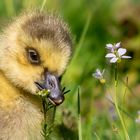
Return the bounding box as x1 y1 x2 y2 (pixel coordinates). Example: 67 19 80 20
92 69 106 84
105 43 131 63
92 69 104 79
106 42 121 53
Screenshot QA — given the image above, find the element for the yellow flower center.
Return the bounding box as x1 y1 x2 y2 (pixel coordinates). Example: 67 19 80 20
100 78 106 84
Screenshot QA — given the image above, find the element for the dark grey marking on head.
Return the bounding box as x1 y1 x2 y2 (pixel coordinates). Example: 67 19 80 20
22 12 72 47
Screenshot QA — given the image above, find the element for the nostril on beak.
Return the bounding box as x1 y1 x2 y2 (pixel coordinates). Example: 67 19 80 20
48 94 65 106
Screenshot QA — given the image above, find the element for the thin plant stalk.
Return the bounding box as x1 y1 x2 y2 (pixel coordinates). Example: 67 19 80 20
40 96 55 140
52 106 56 124
4 0 15 16
78 87 82 140
42 98 48 139
122 77 128 125
105 96 133 120
120 76 138 98
94 132 101 140
70 14 92 65
114 63 130 140
62 13 91 86
40 0 47 11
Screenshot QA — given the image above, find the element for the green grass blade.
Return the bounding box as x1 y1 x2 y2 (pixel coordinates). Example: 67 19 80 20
71 13 92 64
4 0 15 16
40 0 47 11
78 86 82 140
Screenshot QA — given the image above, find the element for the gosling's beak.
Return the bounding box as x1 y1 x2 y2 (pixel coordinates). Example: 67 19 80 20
35 72 64 106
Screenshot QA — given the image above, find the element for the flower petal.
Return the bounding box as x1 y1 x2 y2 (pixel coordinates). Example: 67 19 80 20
115 42 121 48
92 73 101 79
92 69 102 79
110 57 118 63
92 69 105 80
118 48 126 56
106 44 113 49
122 55 131 59
96 69 101 75
105 53 116 58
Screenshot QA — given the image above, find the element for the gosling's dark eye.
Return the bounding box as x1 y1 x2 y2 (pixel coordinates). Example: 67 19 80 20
26 48 40 64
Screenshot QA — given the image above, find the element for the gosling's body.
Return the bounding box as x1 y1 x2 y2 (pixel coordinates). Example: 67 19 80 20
0 75 43 140
0 10 72 140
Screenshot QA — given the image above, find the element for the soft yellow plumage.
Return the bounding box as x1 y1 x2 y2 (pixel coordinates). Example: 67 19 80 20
0 10 72 140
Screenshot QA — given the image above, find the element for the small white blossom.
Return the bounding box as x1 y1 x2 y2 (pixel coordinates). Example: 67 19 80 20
92 69 104 79
105 42 131 63
106 42 121 52
92 69 106 84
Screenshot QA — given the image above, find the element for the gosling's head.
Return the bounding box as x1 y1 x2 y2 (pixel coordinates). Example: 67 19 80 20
0 10 72 105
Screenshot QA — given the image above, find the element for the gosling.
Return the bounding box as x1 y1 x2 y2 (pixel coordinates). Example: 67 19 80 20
0 10 72 140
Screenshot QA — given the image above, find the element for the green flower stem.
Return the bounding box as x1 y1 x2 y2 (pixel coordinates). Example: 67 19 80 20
37 89 55 140
94 132 101 140
4 0 15 16
41 98 48 139
52 106 56 124
40 0 47 11
78 87 82 140
122 77 128 125
114 63 130 140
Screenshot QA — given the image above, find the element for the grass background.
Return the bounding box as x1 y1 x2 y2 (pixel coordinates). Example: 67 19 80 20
0 0 140 139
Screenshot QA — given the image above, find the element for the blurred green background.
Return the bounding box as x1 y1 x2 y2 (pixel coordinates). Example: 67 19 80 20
0 0 140 139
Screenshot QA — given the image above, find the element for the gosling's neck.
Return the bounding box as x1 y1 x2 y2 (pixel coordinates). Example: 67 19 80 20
0 70 41 109
0 71 43 140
